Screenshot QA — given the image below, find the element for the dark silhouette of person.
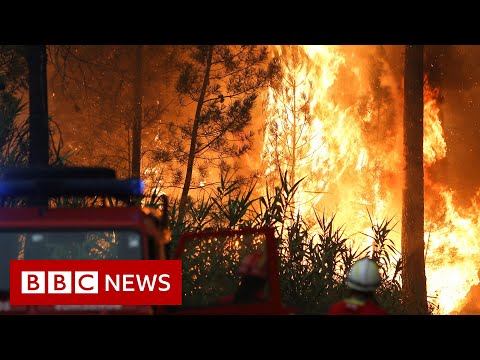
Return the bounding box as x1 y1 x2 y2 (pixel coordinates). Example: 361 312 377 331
219 253 268 305
144 195 171 260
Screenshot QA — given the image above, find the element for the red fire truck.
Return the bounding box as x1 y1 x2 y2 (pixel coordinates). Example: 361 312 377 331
0 166 294 315
0 166 158 314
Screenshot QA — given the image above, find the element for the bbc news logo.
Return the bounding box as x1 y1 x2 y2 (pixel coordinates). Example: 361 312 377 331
10 260 182 305
22 271 99 294
21 272 171 294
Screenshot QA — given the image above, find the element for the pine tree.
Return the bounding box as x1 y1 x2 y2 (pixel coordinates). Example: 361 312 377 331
174 45 277 227
262 45 317 219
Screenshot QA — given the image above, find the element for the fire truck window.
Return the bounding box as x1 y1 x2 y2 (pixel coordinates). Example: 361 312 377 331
0 233 22 292
18 231 142 260
117 232 142 260
179 232 270 308
0 230 143 291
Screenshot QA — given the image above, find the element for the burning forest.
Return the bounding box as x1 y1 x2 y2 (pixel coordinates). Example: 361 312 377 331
2 44 480 314
260 45 480 314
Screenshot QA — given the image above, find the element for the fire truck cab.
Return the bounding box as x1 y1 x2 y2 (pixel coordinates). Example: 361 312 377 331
156 227 296 315
0 166 165 315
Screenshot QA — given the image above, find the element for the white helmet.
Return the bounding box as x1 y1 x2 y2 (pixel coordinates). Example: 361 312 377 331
346 257 382 292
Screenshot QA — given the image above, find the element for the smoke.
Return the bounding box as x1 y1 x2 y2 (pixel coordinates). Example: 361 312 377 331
425 45 480 207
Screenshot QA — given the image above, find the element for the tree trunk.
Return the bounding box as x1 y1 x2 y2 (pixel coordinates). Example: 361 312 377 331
27 45 49 207
27 45 49 167
177 46 214 226
401 45 428 314
131 45 143 179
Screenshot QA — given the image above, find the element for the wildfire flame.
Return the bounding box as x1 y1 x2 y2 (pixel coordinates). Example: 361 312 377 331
421 79 480 314
262 45 480 314
425 188 480 314
424 79 447 166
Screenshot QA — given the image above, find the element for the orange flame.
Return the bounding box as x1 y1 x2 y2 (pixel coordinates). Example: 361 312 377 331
422 78 480 314
425 188 480 314
262 45 479 314
424 78 447 166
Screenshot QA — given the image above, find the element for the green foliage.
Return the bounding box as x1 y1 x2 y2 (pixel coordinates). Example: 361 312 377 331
49 45 176 179
170 46 279 193
179 231 265 307
169 168 420 314
210 170 258 229
0 88 75 207
0 97 29 168
358 210 404 314
0 91 73 171
0 46 28 96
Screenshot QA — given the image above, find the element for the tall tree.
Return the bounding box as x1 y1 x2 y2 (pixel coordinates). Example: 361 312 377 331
0 46 28 97
401 45 428 314
27 45 49 167
49 45 173 178
262 46 315 217
131 45 143 179
357 46 396 218
0 46 29 165
0 46 67 171
174 45 277 226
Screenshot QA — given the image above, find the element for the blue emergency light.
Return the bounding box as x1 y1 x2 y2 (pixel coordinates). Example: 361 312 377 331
0 166 145 199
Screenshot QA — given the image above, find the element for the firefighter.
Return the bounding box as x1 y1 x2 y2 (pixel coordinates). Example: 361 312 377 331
219 253 268 305
328 257 388 315
144 195 171 260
